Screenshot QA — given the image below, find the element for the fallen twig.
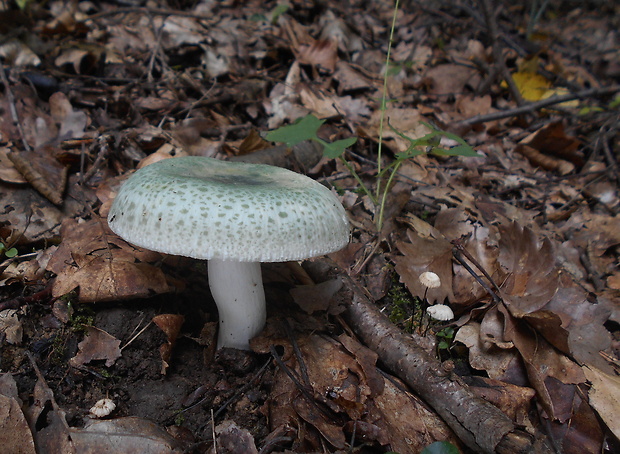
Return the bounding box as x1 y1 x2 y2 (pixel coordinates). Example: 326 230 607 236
455 85 620 126
341 283 548 453
480 0 524 106
0 64 31 152
0 284 54 312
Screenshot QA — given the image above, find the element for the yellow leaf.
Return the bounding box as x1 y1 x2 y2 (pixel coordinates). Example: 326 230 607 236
511 71 551 102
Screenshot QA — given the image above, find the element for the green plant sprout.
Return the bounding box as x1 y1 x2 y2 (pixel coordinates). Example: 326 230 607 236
249 3 290 24
0 242 18 258
435 326 455 355
265 114 476 231
265 0 478 232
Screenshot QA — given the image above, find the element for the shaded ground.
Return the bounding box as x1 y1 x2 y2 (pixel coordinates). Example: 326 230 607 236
0 1 619 453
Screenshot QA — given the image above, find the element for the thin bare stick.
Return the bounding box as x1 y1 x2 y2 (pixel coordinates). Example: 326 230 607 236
456 85 620 126
480 0 524 106
120 320 153 352
82 7 212 22
0 64 31 152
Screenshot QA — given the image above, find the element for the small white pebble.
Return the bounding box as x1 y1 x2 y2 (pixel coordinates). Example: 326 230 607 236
419 271 441 289
89 398 116 418
427 304 454 321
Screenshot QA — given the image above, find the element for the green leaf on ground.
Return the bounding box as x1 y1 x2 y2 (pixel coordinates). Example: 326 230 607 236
265 115 325 146
321 137 358 159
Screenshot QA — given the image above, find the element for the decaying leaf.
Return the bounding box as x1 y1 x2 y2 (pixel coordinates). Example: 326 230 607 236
24 359 184 454
464 376 536 429
268 332 458 453
69 326 121 368
47 218 171 302
455 321 518 379
514 122 582 174
0 374 36 454
290 278 344 314
153 314 185 375
500 303 585 422
498 222 560 317
0 309 23 344
393 221 455 305
213 420 258 454
583 365 620 440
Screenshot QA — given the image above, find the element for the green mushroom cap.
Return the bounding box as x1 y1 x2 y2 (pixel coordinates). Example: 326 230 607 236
107 156 350 262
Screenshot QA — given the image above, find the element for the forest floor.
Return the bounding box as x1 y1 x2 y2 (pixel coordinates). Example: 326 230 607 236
0 1 619 453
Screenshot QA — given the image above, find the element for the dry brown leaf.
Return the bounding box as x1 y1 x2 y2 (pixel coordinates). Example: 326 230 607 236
153 314 185 375
299 86 371 123
583 365 620 440
365 374 461 453
520 121 583 165
498 222 560 317
72 417 184 453
455 321 518 379
455 94 495 118
0 374 36 454
0 184 64 245
607 272 620 290
49 92 89 140
333 61 375 93
544 287 614 375
500 304 585 422
337 333 384 397
69 326 122 368
267 332 457 453
0 309 23 344
290 278 345 314
362 106 431 152
546 391 605 454
465 376 536 428
293 397 346 449
296 39 339 72
423 63 481 95
0 146 26 183
394 225 455 305
514 144 574 175
52 257 170 302
47 218 170 302
265 62 308 129
8 148 68 205
213 420 258 454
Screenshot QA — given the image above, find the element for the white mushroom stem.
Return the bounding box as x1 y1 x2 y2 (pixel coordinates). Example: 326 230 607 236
208 259 267 350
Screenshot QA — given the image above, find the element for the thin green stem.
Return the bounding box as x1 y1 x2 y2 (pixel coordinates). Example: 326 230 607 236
375 0 400 210
339 157 377 204
376 158 404 232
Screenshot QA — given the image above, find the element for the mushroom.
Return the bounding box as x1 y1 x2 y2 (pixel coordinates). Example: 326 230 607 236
107 156 349 350
426 304 454 321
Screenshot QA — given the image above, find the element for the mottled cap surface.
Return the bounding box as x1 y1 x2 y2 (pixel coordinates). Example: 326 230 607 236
107 156 350 262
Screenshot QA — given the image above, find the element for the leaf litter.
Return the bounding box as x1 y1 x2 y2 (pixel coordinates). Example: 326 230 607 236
0 1 619 453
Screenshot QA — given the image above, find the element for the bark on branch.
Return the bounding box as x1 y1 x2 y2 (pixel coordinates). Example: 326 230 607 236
344 293 541 454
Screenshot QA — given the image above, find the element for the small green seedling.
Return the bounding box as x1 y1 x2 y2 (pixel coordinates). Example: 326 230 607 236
265 114 357 159
0 242 18 258
436 326 455 352
265 0 478 232
249 3 290 24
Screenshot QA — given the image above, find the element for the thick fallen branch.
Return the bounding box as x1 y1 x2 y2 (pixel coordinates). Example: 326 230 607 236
343 293 543 454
